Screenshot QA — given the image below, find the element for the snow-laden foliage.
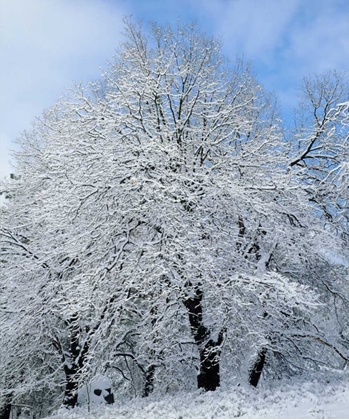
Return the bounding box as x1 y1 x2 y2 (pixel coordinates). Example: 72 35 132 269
0 21 349 416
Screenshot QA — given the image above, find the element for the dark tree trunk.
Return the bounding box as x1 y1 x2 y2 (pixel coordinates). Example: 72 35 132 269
183 284 224 392
63 364 79 408
238 216 271 388
0 404 11 419
197 339 221 391
63 314 89 408
143 364 155 397
249 348 267 387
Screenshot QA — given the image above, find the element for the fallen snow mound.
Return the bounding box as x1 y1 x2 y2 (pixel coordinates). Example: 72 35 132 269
52 379 349 418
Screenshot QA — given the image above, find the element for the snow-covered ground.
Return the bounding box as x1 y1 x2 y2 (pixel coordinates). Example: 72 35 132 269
52 379 349 419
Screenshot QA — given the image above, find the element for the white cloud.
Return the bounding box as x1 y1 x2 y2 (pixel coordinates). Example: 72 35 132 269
197 0 348 73
0 0 129 178
286 3 349 75
198 0 301 60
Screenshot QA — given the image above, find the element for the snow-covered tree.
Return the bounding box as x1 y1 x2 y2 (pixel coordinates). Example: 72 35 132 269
284 71 349 379
290 71 349 239
1 21 348 413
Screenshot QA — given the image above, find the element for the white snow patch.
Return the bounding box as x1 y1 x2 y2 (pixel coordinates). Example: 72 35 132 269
52 378 349 419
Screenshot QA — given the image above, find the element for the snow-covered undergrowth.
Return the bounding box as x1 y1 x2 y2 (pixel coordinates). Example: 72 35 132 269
52 378 349 419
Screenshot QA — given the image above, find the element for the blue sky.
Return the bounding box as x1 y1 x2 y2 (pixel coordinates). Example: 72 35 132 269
0 0 348 179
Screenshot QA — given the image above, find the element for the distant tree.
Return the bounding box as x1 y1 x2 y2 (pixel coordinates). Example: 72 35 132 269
290 71 349 242
284 72 349 380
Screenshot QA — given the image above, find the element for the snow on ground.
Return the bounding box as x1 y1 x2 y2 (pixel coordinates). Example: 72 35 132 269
51 378 349 419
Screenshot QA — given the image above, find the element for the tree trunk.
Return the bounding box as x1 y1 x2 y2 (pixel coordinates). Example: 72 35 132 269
183 284 224 392
249 348 267 387
238 216 270 388
63 314 89 408
197 339 221 391
63 364 79 408
0 403 11 419
143 364 155 397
